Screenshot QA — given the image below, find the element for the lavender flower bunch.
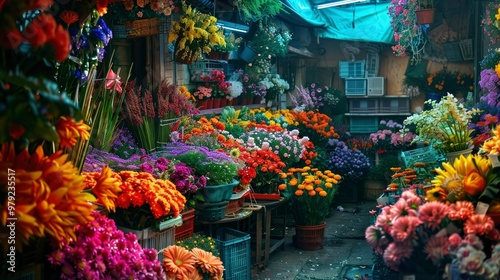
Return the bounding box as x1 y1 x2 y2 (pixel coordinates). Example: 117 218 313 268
49 212 165 280
326 139 370 183
479 69 500 106
158 143 239 185
110 127 140 159
83 146 144 173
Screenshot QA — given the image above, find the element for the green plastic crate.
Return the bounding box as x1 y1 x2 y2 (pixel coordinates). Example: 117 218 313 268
216 228 251 280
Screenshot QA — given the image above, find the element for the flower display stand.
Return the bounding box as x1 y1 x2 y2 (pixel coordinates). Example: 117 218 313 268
118 215 181 261
175 208 195 241
293 222 326 251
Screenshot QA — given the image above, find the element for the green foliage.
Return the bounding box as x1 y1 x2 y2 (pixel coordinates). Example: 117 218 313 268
233 0 284 22
176 233 219 257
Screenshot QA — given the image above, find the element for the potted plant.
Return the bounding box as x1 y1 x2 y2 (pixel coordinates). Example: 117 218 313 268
415 0 435 25
168 0 226 64
279 166 341 250
403 93 480 161
82 166 187 231
246 20 292 60
209 32 243 60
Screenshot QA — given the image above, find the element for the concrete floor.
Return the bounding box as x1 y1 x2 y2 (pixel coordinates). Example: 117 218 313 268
251 200 378 280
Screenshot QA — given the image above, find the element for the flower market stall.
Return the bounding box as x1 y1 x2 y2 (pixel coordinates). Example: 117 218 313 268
4 0 500 279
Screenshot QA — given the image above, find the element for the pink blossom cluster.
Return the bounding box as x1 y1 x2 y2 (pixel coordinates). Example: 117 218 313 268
448 234 500 278
365 191 500 273
49 212 165 279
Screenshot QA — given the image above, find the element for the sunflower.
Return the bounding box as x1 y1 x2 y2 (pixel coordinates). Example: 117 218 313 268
431 154 490 202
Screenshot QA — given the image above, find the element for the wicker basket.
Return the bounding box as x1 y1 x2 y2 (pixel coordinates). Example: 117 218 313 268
124 18 160 38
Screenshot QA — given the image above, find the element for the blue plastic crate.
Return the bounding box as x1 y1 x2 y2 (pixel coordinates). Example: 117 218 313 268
215 228 251 280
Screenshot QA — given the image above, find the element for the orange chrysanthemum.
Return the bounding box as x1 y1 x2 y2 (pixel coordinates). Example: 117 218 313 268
191 248 224 278
55 116 90 149
162 245 196 278
82 165 121 212
0 143 96 251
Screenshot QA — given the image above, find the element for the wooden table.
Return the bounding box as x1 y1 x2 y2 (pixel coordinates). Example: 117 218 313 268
245 198 287 268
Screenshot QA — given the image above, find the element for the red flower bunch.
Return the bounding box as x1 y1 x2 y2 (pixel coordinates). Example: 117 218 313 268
238 149 286 193
238 166 257 188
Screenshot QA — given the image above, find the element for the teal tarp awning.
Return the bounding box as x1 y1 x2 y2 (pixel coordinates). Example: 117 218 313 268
283 1 393 44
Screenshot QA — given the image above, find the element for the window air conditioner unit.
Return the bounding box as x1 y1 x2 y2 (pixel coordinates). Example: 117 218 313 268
345 78 367 96
367 77 385 96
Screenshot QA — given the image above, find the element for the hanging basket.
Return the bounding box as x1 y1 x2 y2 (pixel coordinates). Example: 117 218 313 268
124 18 160 38
240 45 258 63
415 8 435 25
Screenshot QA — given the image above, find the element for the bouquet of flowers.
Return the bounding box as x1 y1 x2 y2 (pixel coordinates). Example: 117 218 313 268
259 73 290 101
159 143 239 186
212 32 242 53
403 93 480 153
239 127 307 166
369 120 416 155
82 168 186 230
196 69 231 99
168 0 225 63
49 212 166 279
326 139 371 183
366 190 500 278
479 50 500 107
279 167 341 226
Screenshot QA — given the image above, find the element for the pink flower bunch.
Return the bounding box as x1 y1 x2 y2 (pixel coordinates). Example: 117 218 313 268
366 191 500 274
388 0 425 63
48 212 166 279
193 85 212 100
448 234 500 279
199 69 231 99
368 120 416 153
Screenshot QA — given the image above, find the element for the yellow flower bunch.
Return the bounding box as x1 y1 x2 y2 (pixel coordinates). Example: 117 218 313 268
279 167 341 226
168 0 225 62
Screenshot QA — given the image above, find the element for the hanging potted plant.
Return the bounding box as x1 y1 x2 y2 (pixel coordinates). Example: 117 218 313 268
168 0 226 64
388 0 428 63
415 0 436 25
105 0 178 38
233 0 284 22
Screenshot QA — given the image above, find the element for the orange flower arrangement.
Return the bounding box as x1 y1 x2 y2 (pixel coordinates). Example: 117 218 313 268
0 142 97 250
162 245 224 280
280 167 341 226
83 169 186 230
291 111 338 139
